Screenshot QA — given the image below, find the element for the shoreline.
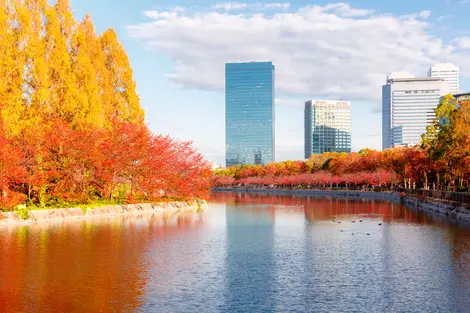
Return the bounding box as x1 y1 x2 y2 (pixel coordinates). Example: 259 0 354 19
0 200 207 227
212 187 470 222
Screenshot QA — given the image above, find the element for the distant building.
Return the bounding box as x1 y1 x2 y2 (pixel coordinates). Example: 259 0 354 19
382 72 449 149
438 93 470 125
208 160 223 171
304 100 351 158
428 63 459 95
225 61 275 167
453 92 470 103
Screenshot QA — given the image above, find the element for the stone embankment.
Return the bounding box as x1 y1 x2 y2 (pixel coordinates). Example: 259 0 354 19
213 187 470 222
0 200 207 227
400 196 470 221
212 187 401 202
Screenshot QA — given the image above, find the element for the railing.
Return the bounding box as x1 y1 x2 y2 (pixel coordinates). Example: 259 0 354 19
395 188 470 205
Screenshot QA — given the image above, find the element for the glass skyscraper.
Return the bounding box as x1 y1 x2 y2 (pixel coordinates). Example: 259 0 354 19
225 62 275 167
304 100 351 158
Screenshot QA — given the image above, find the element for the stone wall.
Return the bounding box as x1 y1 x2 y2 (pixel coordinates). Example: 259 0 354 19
0 200 207 227
401 196 470 221
212 188 470 222
212 187 401 202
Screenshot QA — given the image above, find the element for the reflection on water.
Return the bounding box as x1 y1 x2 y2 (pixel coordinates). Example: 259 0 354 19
224 204 276 312
0 192 469 312
0 214 204 312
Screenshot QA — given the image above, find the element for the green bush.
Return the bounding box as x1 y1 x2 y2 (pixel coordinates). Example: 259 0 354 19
15 204 30 220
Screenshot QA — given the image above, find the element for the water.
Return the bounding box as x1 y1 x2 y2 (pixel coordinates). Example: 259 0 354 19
1 192 470 312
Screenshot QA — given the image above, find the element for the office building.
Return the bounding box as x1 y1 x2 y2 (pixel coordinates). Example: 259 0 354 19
437 93 470 126
304 100 351 158
428 63 459 94
225 61 275 166
382 72 449 149
453 92 470 103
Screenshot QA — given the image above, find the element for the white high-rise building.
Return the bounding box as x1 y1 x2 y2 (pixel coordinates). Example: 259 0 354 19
428 63 459 94
382 73 450 150
304 100 351 158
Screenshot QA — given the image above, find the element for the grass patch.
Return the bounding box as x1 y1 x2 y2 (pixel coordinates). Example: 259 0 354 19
26 199 126 211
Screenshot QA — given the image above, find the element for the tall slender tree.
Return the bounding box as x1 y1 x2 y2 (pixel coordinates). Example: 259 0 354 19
100 29 144 124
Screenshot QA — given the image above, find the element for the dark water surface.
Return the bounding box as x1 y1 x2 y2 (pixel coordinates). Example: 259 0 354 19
1 192 470 312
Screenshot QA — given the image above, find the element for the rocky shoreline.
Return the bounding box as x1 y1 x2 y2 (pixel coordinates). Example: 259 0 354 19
212 188 470 222
0 200 207 227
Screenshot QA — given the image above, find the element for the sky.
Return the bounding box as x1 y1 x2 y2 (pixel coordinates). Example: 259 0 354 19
70 0 470 166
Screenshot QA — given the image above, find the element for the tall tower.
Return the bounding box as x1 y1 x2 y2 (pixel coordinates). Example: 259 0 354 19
304 100 351 158
428 63 459 95
225 61 275 166
382 72 449 149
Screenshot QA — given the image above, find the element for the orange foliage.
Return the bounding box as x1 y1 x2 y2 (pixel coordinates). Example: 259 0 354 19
0 115 211 210
213 146 461 190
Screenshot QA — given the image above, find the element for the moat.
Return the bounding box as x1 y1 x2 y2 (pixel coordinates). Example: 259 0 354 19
1 192 469 312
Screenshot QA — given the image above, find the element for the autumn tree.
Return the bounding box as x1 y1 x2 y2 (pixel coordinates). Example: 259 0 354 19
0 117 26 209
100 29 144 124
423 95 470 190
0 1 211 210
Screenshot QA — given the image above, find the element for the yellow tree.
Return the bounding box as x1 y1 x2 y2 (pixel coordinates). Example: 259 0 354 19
22 0 50 126
0 0 27 135
422 95 470 190
44 0 79 123
71 14 104 127
1 0 144 130
100 29 144 124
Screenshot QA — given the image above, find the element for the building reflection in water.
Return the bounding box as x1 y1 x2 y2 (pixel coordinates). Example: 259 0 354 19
1 192 470 312
212 191 470 311
222 192 276 312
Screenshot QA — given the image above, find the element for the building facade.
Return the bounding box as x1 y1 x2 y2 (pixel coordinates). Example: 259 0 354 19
382 73 449 149
428 63 459 94
304 100 351 158
453 93 470 103
438 93 470 126
225 61 275 166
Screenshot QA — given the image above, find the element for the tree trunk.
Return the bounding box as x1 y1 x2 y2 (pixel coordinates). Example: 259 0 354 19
2 185 8 200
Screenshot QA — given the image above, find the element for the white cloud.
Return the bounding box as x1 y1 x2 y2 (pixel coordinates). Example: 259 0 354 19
212 2 248 10
323 3 374 17
212 2 290 11
173 6 185 13
142 10 160 19
263 3 290 9
129 3 470 101
460 0 470 4
436 14 452 21
418 10 432 19
453 37 470 49
399 10 431 20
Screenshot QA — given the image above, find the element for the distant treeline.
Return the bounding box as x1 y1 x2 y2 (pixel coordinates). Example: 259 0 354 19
214 95 470 192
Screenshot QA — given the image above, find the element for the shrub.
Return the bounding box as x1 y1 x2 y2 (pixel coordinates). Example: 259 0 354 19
14 204 30 220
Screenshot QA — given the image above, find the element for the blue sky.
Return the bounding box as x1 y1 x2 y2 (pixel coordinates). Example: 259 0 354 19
70 0 470 165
